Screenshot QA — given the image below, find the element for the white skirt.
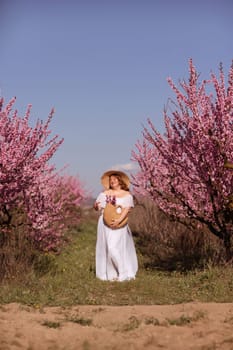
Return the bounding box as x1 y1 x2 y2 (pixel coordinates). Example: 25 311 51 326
95 215 138 281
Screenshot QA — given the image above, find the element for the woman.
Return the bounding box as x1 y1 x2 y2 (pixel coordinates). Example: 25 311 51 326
93 170 138 281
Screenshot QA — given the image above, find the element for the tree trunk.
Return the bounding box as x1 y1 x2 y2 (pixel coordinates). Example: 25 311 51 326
221 225 233 261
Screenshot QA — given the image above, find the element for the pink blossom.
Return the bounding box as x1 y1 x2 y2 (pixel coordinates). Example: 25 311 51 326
132 59 233 256
0 98 85 252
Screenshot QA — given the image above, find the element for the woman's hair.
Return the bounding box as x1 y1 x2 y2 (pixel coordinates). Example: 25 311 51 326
109 173 129 191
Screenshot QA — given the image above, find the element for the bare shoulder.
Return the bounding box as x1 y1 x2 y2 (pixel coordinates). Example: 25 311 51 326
122 190 132 197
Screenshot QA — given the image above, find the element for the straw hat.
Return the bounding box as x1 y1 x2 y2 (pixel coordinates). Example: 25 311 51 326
101 170 130 190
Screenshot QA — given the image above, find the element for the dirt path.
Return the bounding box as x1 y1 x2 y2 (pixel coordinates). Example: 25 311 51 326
1 302 233 349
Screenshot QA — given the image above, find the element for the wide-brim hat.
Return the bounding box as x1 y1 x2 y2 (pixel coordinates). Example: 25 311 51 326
101 170 130 190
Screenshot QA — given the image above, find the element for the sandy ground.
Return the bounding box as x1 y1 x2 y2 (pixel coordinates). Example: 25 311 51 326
1 303 233 350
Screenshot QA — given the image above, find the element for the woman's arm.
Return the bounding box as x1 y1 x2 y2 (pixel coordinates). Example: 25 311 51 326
93 201 100 211
93 192 105 211
110 207 131 228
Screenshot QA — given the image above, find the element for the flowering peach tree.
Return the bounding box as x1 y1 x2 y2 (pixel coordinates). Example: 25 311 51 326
132 60 233 258
0 97 84 252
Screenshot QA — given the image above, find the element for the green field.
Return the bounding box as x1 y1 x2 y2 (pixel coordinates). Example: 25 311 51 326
1 220 233 307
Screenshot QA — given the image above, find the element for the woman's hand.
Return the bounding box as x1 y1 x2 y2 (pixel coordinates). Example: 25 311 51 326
93 201 100 211
110 207 130 228
110 218 121 228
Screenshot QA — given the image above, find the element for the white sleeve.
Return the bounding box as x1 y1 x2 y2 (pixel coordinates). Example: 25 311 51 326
96 192 106 208
123 194 134 208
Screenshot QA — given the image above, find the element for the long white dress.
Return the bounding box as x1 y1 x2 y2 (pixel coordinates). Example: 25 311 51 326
95 192 138 281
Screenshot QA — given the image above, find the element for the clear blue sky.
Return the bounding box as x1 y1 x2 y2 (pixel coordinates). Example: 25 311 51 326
0 0 232 195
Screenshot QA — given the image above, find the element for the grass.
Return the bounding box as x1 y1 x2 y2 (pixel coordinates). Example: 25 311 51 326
1 219 233 306
118 316 141 332
41 320 61 329
66 316 92 326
